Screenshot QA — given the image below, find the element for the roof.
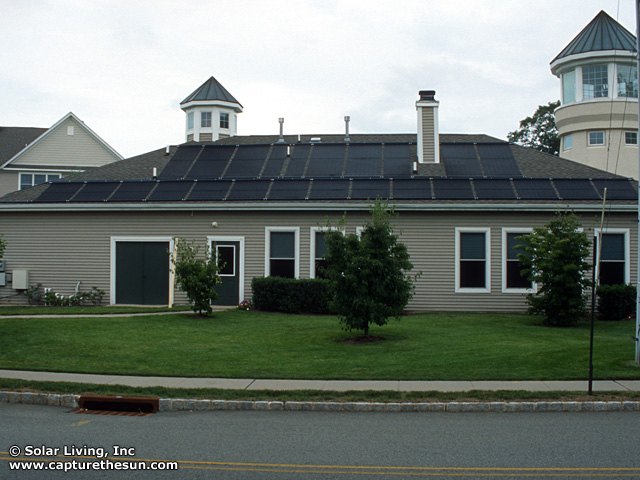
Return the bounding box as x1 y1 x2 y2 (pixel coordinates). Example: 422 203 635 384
180 76 242 107
2 134 634 207
552 10 637 64
0 127 47 165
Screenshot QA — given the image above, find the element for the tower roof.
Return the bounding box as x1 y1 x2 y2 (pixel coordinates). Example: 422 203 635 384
552 10 636 64
180 76 242 107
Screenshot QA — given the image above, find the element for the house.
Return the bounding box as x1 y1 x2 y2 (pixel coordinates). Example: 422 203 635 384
551 10 638 179
0 112 123 197
0 78 636 311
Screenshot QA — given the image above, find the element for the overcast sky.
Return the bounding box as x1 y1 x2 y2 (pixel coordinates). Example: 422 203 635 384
1 0 637 158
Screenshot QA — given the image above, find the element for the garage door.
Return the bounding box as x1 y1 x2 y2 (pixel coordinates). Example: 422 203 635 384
115 241 169 305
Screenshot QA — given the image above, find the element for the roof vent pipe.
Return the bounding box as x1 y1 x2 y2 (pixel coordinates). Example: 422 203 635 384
344 116 351 142
152 167 157 179
165 145 170 155
277 118 285 143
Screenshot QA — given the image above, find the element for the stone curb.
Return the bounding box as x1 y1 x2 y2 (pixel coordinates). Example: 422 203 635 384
3 391 639 413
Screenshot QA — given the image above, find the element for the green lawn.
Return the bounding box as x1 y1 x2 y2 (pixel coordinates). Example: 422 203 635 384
0 310 638 380
0 305 190 316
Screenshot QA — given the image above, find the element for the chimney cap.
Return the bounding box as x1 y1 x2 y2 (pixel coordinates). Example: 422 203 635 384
419 90 436 101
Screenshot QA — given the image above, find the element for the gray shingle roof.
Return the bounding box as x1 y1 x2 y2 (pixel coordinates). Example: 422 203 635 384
180 76 242 107
552 10 636 63
210 133 502 145
0 127 48 165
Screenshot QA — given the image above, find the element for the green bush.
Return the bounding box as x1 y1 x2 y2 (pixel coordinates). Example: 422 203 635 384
251 277 331 314
597 284 636 321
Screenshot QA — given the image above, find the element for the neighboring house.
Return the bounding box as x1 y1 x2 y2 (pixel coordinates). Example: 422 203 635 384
0 112 123 197
0 82 636 311
551 10 639 179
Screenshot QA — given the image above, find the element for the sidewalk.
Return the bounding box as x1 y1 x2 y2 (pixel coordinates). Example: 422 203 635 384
1 369 639 392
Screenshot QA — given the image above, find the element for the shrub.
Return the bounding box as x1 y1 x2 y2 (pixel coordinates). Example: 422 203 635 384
251 277 331 314
597 284 636 321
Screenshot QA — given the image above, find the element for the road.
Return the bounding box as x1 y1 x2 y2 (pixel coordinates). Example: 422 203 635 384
1 403 639 479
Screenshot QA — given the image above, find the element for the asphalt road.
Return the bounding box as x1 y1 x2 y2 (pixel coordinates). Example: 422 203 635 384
1 403 639 479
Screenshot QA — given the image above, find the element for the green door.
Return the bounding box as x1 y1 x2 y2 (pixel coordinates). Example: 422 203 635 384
213 241 240 306
115 241 169 305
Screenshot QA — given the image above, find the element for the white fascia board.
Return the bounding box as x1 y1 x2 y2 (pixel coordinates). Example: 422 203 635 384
180 100 243 113
551 50 636 75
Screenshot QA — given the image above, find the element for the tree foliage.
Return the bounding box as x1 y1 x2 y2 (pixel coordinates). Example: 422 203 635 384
508 101 560 156
0 235 5 259
171 238 222 316
323 200 417 337
516 212 592 327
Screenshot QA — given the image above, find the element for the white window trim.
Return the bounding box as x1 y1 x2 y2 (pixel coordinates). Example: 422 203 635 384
593 228 630 285
109 236 175 305
588 131 606 146
310 226 344 278
208 236 245 301
265 227 300 278
455 227 491 293
18 172 62 190
624 131 638 145
501 228 536 294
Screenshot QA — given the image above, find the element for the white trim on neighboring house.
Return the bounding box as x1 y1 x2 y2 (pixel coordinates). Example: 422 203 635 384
265 227 300 278
310 226 343 278
455 227 491 293
207 235 245 301
0 112 123 170
501 228 536 294
109 236 174 304
593 228 631 284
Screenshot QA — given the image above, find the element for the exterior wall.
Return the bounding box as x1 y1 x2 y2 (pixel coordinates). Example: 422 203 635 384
0 171 19 197
10 117 119 168
0 208 636 311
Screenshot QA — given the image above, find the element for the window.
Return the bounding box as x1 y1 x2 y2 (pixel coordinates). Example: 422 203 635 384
310 227 342 278
583 64 608 98
187 112 194 130
502 230 533 292
216 245 235 276
219 112 229 129
19 173 61 190
594 231 629 286
67 126 74 136
564 134 573 150
617 64 638 98
562 70 576 103
625 131 638 145
201 111 212 128
265 227 299 278
588 131 605 146
456 228 490 292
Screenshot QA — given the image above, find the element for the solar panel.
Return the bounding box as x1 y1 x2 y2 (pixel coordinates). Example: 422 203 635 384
223 145 270 178
440 144 477 160
159 145 201 179
473 179 516 199
512 179 558 200
392 179 431 199
308 179 350 199
592 179 638 200
226 180 270 200
71 182 120 202
431 179 474 199
147 181 194 201
282 144 311 177
476 144 513 159
187 181 232 201
344 144 382 176
268 180 310 200
305 144 346 177
36 182 83 202
553 179 600 199
444 158 483 176
383 144 412 176
109 182 155 202
261 144 288 177
186 145 235 179
350 179 391 199
477 144 521 177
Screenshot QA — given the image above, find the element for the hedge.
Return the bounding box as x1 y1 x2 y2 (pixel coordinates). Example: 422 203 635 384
596 284 636 321
251 277 332 314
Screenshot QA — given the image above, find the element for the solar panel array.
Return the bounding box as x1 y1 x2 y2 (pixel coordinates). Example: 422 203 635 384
442 142 521 177
30 177 637 203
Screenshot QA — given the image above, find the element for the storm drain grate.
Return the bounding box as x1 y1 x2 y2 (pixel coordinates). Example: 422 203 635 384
73 395 159 416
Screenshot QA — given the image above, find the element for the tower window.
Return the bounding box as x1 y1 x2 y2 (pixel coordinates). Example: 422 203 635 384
187 112 194 130
201 112 212 128
617 64 638 98
583 65 608 99
588 131 605 146
220 112 230 129
562 70 576 104
625 131 638 145
564 134 573 150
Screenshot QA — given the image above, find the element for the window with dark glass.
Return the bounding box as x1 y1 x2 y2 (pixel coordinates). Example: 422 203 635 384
625 131 638 145
216 245 235 276
270 231 295 278
314 231 328 278
459 232 487 289
583 64 608 98
596 233 626 285
19 173 61 190
506 233 532 289
201 111 212 128
219 112 229 129
617 64 638 98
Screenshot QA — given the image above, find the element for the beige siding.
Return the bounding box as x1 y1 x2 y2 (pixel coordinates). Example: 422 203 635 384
0 208 636 312
11 117 119 168
0 171 19 197
421 108 435 163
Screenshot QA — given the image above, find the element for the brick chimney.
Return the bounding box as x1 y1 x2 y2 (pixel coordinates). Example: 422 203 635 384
416 90 439 163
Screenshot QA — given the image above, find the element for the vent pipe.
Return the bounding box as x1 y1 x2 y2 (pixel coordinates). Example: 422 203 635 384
277 118 285 143
416 90 439 164
344 116 351 142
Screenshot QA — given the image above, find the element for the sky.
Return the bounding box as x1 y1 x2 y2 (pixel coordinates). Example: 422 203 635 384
1 0 637 158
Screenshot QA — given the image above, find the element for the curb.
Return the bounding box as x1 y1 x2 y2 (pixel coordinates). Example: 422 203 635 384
2 391 640 413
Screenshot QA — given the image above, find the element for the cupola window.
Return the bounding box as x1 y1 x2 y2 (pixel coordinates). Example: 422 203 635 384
616 64 638 98
583 64 609 99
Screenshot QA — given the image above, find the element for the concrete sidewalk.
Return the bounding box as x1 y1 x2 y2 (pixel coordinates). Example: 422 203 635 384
1 369 639 392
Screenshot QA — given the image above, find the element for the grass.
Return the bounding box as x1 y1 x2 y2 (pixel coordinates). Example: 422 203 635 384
0 305 191 315
0 310 638 381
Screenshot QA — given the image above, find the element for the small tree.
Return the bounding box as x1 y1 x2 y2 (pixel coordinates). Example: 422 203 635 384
508 101 560 156
172 238 222 316
516 212 592 326
324 199 417 337
0 235 6 260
